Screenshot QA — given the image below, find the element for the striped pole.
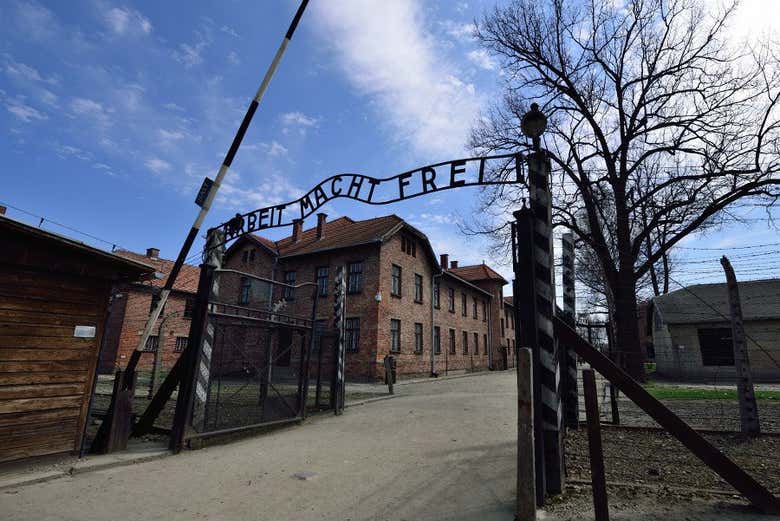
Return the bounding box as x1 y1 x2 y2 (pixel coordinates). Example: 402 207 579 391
332 265 347 414
561 233 579 429
125 0 310 376
527 151 565 495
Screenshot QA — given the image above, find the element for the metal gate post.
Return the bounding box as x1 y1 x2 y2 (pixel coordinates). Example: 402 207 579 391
170 229 224 452
527 149 565 495
561 233 578 429
512 206 545 506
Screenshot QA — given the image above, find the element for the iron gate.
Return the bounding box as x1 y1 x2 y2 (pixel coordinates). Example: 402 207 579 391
185 269 320 439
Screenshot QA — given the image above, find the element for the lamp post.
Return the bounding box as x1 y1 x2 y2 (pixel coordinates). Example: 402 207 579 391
521 103 547 151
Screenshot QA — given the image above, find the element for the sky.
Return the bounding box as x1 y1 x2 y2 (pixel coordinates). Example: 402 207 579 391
1 0 778 297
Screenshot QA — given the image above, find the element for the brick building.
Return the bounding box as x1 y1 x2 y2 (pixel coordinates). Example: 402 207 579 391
99 248 200 373
502 296 518 368
220 214 516 381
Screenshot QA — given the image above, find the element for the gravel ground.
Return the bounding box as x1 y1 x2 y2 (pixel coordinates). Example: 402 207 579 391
566 427 780 494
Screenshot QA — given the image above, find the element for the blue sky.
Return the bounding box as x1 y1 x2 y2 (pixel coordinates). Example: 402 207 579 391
1 0 778 293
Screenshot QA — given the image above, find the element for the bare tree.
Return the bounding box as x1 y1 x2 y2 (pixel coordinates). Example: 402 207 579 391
470 0 780 379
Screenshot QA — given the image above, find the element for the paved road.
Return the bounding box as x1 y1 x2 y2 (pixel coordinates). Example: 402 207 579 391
1 372 520 521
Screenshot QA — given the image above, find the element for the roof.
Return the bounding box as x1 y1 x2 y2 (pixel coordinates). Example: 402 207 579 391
238 214 440 268
114 249 200 294
504 296 514 308
449 263 508 284
276 215 402 257
653 278 780 325
1 215 155 278
441 271 493 298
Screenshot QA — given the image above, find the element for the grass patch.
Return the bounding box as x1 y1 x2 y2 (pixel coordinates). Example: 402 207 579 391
643 383 780 401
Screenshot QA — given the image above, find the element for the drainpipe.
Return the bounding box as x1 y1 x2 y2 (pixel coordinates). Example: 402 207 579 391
430 273 440 377
487 297 493 370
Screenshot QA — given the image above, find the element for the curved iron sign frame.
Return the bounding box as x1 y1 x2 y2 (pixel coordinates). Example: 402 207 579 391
215 152 526 243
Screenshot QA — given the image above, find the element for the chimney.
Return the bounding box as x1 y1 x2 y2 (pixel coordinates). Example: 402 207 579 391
0 205 6 215
440 253 449 270
316 213 327 239
292 219 303 243
450 260 459 269
146 247 160 259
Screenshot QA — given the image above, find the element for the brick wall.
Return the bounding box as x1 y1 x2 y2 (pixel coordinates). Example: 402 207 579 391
107 285 194 372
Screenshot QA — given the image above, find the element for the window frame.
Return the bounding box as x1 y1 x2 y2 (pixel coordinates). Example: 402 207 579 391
283 270 296 300
390 319 401 353
414 322 423 354
345 317 360 352
434 326 441 354
473 332 479 355
433 279 440 309
391 264 402 297
174 336 188 352
472 297 478 319
316 266 329 297
461 292 467 317
447 287 455 313
462 330 469 354
448 328 456 354
347 261 363 294
414 273 423 304
238 277 251 305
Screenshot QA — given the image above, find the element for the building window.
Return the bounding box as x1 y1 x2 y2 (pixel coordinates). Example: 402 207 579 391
313 319 327 352
433 280 440 309
482 301 487 322
144 335 159 352
697 328 735 366
461 292 467 316
483 334 488 356
411 241 416 257
284 271 296 300
174 336 188 352
390 319 401 352
501 318 505 337
316 266 329 297
462 331 469 354
414 274 423 303
183 297 195 318
414 323 423 353
345 317 360 352
347 262 363 294
149 291 163 314
448 288 455 312
242 250 249 263
472 297 478 319
474 332 479 355
239 277 251 305
434 326 441 354
391 264 402 297
449 328 456 354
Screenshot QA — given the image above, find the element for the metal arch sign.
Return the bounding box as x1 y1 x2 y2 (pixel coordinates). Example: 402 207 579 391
215 152 525 241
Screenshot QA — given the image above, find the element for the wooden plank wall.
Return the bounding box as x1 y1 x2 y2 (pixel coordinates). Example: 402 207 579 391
0 267 108 463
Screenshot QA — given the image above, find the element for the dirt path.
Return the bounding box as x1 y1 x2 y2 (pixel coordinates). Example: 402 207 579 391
1 372 774 520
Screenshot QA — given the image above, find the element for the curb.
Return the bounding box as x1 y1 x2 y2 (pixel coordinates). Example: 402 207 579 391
0 450 171 492
344 394 398 408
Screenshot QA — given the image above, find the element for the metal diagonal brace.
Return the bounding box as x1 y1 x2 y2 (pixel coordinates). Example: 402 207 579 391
554 316 780 515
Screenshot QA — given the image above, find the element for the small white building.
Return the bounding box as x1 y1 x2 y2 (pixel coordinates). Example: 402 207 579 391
651 279 780 382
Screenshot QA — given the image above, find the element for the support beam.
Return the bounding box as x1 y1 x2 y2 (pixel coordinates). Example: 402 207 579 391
561 232 578 429
583 369 609 521
554 317 780 514
516 348 537 521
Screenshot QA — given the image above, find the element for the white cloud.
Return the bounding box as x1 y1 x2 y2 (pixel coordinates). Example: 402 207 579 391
174 40 207 68
163 102 185 112
442 20 476 41
310 0 482 157
220 25 240 38
266 140 288 157
467 49 496 70
14 1 59 41
3 57 59 85
218 171 304 210
227 50 240 65
39 89 58 106
145 157 172 173
70 97 104 115
55 143 91 160
158 129 186 141
5 98 47 122
104 7 152 35
280 111 320 135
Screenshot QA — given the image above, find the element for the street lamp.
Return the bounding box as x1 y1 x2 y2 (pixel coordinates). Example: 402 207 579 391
521 102 547 152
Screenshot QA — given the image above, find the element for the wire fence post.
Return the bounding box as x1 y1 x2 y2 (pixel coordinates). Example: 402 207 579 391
720 256 761 434
583 368 609 521
517 347 537 521
561 232 578 429
512 207 546 506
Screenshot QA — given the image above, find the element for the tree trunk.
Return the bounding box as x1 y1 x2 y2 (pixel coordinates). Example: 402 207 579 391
611 273 645 381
